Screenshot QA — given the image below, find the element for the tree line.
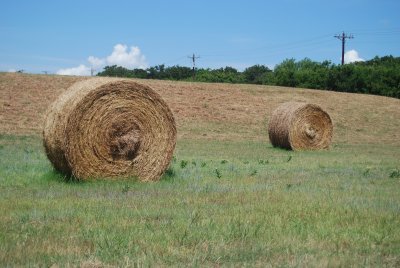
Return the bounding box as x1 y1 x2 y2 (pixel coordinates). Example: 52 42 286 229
97 55 400 98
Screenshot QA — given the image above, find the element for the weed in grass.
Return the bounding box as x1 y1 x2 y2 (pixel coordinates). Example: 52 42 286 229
201 162 207 168
389 169 400 178
250 170 257 176
221 160 228 164
180 160 188 169
286 182 301 190
215 168 222 179
24 148 33 154
191 161 197 166
286 155 292 162
47 171 77 183
164 166 176 178
258 159 269 165
189 210 200 226
122 184 130 193
363 168 371 177
228 217 251 240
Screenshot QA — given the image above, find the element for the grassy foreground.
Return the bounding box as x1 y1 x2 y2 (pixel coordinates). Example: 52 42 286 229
0 134 399 267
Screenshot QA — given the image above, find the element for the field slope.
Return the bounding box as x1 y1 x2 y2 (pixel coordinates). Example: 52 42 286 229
1 73 399 267
1 72 400 144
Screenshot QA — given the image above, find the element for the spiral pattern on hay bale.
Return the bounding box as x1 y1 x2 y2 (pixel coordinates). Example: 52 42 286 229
268 102 333 150
43 78 176 181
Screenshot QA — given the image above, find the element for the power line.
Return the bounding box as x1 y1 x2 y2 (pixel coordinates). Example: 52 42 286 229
163 55 187 65
201 33 335 58
334 32 354 65
159 28 394 69
347 27 400 35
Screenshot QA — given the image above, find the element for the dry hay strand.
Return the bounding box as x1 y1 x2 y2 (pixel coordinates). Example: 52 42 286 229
43 78 177 181
268 102 333 150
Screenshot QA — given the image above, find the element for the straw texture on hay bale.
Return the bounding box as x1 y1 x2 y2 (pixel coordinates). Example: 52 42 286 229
43 78 176 181
268 102 333 150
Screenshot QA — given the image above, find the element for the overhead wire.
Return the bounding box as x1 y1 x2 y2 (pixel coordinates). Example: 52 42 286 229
161 27 399 66
201 33 335 58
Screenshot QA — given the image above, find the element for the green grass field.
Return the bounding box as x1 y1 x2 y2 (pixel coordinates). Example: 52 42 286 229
1 134 399 267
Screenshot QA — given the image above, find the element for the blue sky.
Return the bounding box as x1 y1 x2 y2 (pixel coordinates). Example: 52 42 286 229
1 0 399 75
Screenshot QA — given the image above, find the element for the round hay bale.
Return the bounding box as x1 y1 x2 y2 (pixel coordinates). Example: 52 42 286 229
268 102 333 150
43 78 176 181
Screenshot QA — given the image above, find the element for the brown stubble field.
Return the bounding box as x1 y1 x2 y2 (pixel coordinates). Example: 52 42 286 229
1 72 399 145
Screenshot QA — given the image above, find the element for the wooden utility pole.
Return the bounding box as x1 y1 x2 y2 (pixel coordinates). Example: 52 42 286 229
334 32 354 65
188 53 200 79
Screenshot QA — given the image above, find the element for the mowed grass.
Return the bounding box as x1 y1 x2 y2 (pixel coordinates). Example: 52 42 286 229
0 134 400 267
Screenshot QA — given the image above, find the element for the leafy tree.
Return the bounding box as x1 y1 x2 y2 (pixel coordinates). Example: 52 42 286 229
274 59 297 87
164 65 192 80
243 65 271 84
97 56 400 98
98 65 135 77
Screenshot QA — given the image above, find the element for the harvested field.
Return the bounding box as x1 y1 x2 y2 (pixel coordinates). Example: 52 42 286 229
1 72 399 145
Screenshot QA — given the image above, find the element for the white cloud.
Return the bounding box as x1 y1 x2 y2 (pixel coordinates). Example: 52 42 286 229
106 44 147 69
56 64 91 76
344 49 364 64
56 44 148 76
7 69 16 73
88 56 105 69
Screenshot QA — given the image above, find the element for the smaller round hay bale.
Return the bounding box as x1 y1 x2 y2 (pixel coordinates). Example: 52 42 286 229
43 78 176 181
268 102 333 150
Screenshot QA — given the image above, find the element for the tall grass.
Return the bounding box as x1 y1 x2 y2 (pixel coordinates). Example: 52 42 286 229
0 134 399 266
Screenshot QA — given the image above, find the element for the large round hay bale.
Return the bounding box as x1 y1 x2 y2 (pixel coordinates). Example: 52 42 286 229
43 78 176 181
268 102 333 150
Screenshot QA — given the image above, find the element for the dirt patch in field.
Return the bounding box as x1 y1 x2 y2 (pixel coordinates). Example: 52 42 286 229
1 73 399 145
